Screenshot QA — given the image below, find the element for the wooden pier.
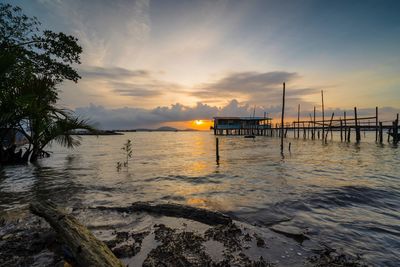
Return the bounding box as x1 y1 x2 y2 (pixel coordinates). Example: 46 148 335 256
212 84 399 146
213 116 272 136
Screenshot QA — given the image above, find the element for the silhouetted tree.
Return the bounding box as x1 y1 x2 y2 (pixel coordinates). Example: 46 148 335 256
0 4 95 163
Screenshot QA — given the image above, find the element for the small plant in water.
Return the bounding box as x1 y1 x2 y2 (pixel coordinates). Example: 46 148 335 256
117 139 133 171
116 161 122 171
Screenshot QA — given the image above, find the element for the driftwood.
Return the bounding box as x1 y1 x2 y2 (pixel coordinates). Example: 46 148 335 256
30 201 124 267
95 202 232 226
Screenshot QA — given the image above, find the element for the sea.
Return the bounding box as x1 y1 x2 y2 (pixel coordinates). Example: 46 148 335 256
0 131 399 266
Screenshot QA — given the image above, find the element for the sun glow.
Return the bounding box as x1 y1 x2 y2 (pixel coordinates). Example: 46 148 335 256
195 120 203 125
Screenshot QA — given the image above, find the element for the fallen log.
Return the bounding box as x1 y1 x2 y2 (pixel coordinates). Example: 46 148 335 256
30 201 124 267
94 202 232 226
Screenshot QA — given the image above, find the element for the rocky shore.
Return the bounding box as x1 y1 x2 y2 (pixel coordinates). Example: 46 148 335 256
0 202 367 267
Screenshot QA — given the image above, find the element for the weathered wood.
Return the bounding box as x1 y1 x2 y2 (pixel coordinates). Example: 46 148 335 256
347 126 351 142
280 82 286 151
321 90 325 139
30 201 124 267
325 113 334 142
344 111 347 141
354 107 361 142
216 137 220 163
340 119 343 142
295 116 376 124
375 107 378 142
297 104 300 139
393 114 399 144
379 121 383 144
313 106 316 140
95 202 232 226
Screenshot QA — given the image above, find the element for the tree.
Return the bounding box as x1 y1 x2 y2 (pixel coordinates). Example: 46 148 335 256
0 4 95 163
0 4 82 84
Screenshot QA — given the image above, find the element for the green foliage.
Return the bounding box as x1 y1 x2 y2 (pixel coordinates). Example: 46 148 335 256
117 139 133 171
0 3 82 84
0 4 95 163
122 139 133 166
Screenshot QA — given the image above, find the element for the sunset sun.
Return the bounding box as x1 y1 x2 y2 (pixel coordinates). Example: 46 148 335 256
195 120 203 125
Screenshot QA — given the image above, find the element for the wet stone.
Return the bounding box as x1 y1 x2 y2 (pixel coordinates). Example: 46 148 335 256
307 247 368 267
106 230 151 258
205 222 243 251
0 218 63 267
143 224 212 267
253 233 266 248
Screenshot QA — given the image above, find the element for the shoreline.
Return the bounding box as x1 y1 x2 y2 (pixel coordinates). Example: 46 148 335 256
0 202 368 267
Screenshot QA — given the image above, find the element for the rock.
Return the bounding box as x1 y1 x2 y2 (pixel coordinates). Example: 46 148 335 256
270 224 309 243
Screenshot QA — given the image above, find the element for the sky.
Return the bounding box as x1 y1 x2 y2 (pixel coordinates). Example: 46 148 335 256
9 0 400 129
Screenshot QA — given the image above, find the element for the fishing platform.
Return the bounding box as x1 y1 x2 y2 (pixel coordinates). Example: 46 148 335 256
213 116 272 136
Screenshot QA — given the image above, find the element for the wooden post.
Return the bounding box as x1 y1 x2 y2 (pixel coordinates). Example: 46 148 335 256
313 106 316 140
280 82 285 151
344 111 347 141
293 122 296 138
297 104 300 139
348 127 351 142
375 107 378 142
321 90 325 139
325 113 334 142
216 138 220 163
394 114 399 144
379 121 383 144
340 118 343 141
354 107 360 142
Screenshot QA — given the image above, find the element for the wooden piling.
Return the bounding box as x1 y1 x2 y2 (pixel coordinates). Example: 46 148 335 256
280 83 286 151
340 118 343 141
297 104 300 139
321 90 325 139
354 107 360 142
325 113 334 142
293 122 296 138
394 114 399 144
344 111 347 141
348 126 351 142
379 122 383 144
375 107 378 142
216 138 220 163
313 106 316 140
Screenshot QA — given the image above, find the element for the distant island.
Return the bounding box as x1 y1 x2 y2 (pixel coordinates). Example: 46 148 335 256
116 126 199 132
70 126 200 135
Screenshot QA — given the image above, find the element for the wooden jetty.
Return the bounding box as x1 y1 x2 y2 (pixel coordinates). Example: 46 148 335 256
212 85 399 147
213 116 272 136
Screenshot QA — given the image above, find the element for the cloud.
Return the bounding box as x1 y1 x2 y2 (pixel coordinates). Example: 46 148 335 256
75 100 400 130
191 71 319 115
51 0 151 66
193 71 299 98
77 66 183 99
75 100 254 129
79 66 150 80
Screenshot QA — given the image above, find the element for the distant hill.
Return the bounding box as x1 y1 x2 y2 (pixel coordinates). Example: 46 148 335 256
156 126 178 131
114 126 200 132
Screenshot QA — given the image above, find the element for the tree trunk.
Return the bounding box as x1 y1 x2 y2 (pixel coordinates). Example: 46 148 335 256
30 201 124 267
